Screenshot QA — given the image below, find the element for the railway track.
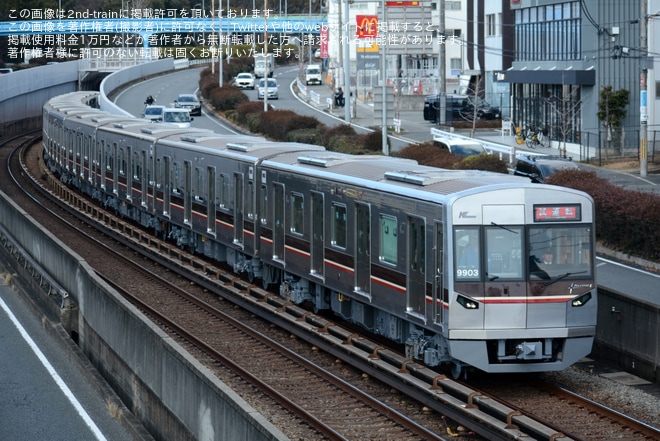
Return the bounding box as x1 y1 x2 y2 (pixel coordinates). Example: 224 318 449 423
2 133 659 441
3 135 457 440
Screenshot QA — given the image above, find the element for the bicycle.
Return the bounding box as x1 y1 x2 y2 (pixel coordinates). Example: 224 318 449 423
525 127 547 148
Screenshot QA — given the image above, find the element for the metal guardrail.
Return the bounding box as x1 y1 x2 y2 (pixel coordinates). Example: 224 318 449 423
430 127 517 164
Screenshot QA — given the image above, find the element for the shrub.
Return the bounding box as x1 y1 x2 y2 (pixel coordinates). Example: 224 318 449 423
327 135 362 153
236 101 270 125
547 170 660 261
208 85 249 111
257 110 321 141
199 67 219 99
361 130 388 152
320 124 357 147
286 128 324 145
456 153 509 174
396 141 459 169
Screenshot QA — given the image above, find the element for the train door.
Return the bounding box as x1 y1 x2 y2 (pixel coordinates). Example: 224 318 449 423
163 156 171 217
407 216 426 317
433 222 445 324
184 161 192 224
310 191 324 277
233 172 244 246
355 202 371 296
207 166 216 233
273 183 285 261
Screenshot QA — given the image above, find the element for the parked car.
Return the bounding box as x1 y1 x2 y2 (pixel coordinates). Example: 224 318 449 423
161 108 193 128
174 94 201 116
234 72 255 89
434 138 487 157
257 78 279 100
142 105 165 122
513 155 579 183
424 94 501 123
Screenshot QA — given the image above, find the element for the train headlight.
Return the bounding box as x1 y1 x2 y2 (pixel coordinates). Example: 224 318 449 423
571 292 592 307
456 295 479 310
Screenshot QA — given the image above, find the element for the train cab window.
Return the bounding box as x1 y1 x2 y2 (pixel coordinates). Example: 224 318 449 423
455 228 481 281
485 226 523 280
290 193 304 235
331 203 347 249
528 226 593 280
379 215 397 265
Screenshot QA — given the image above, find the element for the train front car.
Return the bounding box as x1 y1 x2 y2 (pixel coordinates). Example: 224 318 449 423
446 185 596 374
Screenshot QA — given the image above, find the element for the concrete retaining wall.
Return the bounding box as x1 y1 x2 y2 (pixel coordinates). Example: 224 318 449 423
0 190 289 441
0 62 78 135
592 287 660 383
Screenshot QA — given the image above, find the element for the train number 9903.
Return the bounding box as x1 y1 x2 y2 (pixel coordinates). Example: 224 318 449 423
456 268 480 278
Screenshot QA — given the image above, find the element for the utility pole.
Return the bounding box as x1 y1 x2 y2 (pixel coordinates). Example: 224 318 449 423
343 0 351 122
264 0 269 111
640 0 648 177
439 0 445 94
381 0 387 155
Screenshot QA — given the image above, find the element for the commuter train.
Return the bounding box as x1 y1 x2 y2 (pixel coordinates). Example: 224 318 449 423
43 92 597 376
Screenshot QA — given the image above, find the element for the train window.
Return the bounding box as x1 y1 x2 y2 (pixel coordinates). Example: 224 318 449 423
219 174 229 209
133 151 141 181
247 181 255 219
195 167 203 201
119 148 126 176
290 192 304 235
379 215 397 265
331 203 347 249
455 228 481 281
528 225 593 280
155 158 162 188
172 162 181 194
485 226 523 280
260 184 268 224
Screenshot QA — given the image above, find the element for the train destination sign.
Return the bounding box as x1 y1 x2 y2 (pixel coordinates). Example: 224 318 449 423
534 204 581 222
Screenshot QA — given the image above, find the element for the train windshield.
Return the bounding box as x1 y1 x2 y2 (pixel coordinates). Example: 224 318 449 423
528 225 593 280
455 224 593 283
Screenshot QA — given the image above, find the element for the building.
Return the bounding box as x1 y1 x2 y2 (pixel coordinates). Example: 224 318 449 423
498 0 654 156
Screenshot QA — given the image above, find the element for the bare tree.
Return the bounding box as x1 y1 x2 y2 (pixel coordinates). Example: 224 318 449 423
544 84 581 158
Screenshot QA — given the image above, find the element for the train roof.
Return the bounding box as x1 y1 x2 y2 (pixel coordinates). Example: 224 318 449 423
263 149 533 199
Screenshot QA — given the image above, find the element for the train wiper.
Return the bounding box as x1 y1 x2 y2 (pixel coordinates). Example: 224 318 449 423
490 222 518 234
543 271 588 290
486 273 500 281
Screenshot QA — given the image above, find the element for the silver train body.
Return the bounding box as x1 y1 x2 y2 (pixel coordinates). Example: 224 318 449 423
43 92 597 374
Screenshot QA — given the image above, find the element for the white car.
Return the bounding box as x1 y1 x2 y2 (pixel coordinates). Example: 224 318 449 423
257 78 279 100
161 108 193 128
142 105 165 122
234 72 255 89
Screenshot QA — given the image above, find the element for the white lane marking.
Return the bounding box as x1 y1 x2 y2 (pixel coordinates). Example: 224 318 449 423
0 297 107 441
596 256 660 278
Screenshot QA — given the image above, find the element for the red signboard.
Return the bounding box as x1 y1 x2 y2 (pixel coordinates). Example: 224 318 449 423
356 15 378 39
320 25 329 58
534 205 581 222
385 1 420 6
